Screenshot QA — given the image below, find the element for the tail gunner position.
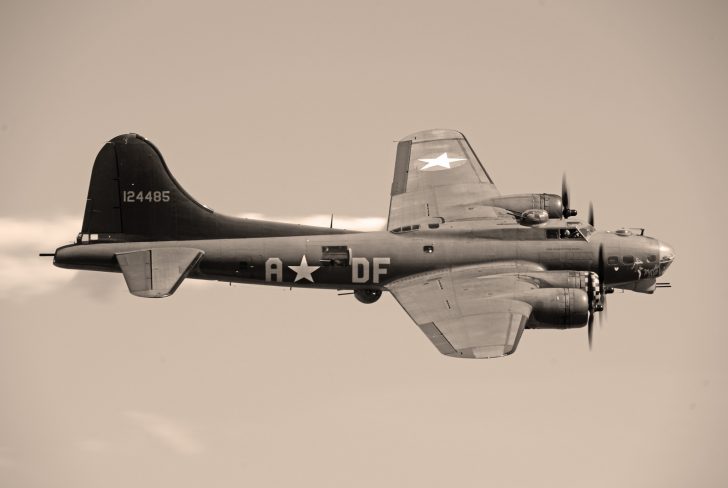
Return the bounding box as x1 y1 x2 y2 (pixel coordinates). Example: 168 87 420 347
49 130 675 358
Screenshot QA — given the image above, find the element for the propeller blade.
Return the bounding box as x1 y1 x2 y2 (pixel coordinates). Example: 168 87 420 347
561 173 577 218
588 202 595 228
588 312 594 350
597 243 607 327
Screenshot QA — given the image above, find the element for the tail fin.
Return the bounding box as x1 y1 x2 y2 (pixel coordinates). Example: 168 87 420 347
80 134 350 242
82 134 211 240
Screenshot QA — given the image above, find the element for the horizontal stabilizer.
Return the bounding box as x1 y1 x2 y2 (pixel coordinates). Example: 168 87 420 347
116 247 204 298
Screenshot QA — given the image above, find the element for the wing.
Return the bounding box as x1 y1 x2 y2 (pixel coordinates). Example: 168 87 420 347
387 129 502 231
386 262 545 359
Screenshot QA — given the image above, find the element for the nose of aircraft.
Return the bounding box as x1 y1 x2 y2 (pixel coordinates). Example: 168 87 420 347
658 241 676 275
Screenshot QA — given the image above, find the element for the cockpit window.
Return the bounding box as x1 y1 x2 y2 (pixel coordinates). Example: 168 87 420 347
546 226 589 240
623 255 635 264
607 256 619 265
559 228 585 240
579 225 594 241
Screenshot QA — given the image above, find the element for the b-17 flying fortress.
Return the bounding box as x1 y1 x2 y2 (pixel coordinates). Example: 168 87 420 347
49 130 675 358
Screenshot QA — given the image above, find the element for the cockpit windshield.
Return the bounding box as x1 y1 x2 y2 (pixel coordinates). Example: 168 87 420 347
546 223 592 241
579 224 595 241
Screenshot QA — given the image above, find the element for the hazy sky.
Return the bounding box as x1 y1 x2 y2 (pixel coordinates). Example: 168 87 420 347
1 1 727 487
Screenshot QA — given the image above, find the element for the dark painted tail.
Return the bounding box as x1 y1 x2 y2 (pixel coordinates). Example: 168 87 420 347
80 134 350 242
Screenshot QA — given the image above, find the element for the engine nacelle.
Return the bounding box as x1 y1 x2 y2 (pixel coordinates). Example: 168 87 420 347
518 288 590 329
521 271 591 290
354 289 382 304
488 193 563 219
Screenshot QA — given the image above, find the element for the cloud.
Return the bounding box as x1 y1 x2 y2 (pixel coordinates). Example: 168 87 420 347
0 217 80 299
0 214 385 298
239 213 386 232
125 411 203 456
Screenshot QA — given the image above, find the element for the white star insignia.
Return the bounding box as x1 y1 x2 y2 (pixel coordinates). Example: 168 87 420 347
418 152 466 170
288 255 320 283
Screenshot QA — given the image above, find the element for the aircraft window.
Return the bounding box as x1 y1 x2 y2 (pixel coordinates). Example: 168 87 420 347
321 246 350 266
547 229 559 239
559 229 584 239
579 226 593 240
623 255 635 264
393 225 422 233
428 223 439 229
423 245 434 254
647 254 657 263
607 256 619 265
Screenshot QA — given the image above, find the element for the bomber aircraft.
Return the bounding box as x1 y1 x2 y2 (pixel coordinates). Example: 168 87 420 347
48 130 675 358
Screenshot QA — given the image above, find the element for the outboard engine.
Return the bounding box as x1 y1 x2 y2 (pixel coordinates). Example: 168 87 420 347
488 193 564 219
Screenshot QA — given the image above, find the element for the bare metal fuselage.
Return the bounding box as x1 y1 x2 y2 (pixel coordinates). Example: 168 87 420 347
55 226 664 291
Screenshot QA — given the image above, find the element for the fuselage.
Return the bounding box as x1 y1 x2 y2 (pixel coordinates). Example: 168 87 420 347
54 222 674 292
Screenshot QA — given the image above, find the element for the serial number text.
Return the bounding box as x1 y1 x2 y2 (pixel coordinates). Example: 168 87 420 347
122 190 171 203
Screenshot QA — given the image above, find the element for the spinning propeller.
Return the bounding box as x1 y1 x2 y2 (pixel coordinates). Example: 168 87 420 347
588 201 595 227
559 177 611 349
586 201 610 349
562 174 578 218
588 239 614 349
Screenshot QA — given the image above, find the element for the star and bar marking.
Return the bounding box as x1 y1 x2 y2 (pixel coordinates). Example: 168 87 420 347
418 152 466 171
287 255 320 282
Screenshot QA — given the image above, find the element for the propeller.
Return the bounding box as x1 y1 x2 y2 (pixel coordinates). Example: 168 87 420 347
588 311 595 350
562 174 578 218
589 247 601 350
586 205 615 348
588 201 595 228
597 243 608 328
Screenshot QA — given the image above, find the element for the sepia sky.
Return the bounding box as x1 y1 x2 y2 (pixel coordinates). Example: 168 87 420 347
1 1 727 486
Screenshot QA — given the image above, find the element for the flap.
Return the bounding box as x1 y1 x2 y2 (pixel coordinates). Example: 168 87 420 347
116 247 204 298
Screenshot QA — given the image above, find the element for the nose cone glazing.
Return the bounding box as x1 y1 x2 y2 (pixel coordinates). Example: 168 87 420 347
658 241 676 275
